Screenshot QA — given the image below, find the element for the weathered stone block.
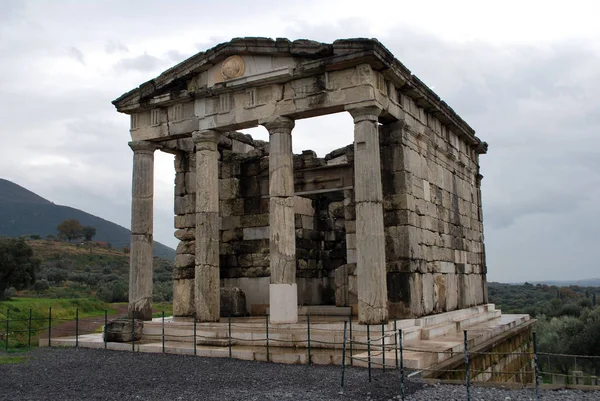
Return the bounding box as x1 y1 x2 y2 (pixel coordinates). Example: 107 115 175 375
219 178 240 200
241 214 269 228
104 318 143 342
174 214 195 229
243 226 270 240
174 253 195 269
174 228 195 241
176 240 195 255
221 216 241 230
221 229 242 243
220 287 247 317
293 196 315 216
173 278 195 317
174 194 196 215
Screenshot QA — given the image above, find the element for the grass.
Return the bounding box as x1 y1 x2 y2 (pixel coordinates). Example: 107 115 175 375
0 297 114 349
151 302 173 318
0 353 29 365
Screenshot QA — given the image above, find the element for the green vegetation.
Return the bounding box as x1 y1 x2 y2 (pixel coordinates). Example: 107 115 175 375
0 237 40 300
0 355 28 364
0 298 113 349
488 282 600 378
20 239 173 303
488 282 597 317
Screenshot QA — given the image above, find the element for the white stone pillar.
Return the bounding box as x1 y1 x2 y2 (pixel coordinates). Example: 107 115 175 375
349 106 388 324
192 130 221 322
128 140 157 321
261 116 298 324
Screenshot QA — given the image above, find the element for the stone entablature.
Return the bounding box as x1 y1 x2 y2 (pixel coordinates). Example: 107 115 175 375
114 37 489 325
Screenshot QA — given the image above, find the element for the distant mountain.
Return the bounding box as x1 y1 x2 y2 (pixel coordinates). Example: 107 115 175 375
493 279 600 287
0 179 175 260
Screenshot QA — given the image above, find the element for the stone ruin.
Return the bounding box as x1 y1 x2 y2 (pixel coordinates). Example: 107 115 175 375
113 37 489 326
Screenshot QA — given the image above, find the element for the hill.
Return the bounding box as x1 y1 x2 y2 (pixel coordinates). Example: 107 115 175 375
6 239 173 303
0 179 175 260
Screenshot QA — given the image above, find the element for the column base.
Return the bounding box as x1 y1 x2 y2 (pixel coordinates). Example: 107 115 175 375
269 283 298 323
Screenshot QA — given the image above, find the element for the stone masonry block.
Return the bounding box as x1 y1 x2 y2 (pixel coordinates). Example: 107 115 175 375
219 178 240 200
175 214 195 229
243 226 270 240
293 196 315 216
175 194 195 215
176 240 195 255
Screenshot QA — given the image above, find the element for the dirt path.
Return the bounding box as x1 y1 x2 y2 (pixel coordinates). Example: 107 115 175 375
45 304 129 339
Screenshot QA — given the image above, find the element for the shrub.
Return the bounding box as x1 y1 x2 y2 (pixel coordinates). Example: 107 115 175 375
34 279 50 292
3 287 17 298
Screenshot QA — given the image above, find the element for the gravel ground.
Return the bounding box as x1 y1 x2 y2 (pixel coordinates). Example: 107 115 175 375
0 348 598 400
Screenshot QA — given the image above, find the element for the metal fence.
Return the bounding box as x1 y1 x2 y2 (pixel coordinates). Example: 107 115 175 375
2 308 600 401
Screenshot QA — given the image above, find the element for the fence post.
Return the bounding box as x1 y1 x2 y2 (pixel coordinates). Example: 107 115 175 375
103 310 107 349
533 331 540 400
162 311 165 353
48 307 52 347
228 315 232 358
28 308 32 348
340 320 348 395
394 317 398 369
131 311 135 352
75 308 79 347
349 315 353 367
464 330 470 401
381 323 386 372
265 314 269 362
193 313 197 356
5 309 9 352
307 314 312 365
399 329 405 401
367 324 372 382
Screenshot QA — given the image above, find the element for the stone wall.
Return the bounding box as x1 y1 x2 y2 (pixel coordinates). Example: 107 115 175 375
171 100 488 319
172 134 355 316
381 94 487 319
434 324 534 383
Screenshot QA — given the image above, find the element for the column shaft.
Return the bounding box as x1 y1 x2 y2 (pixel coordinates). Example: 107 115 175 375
128 141 157 321
193 130 221 322
350 106 388 324
262 116 297 324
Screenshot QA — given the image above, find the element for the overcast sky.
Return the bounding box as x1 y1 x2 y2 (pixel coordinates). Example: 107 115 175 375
1 0 599 282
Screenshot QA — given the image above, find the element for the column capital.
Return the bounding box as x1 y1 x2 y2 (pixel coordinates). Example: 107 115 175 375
260 116 295 134
129 141 158 153
192 130 220 152
347 106 382 123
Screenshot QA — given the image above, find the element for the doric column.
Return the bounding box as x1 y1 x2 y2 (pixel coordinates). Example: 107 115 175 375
192 130 221 322
349 106 388 324
128 140 158 321
261 116 298 324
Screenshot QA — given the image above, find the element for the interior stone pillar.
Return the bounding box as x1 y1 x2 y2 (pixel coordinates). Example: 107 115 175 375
349 106 388 324
192 130 221 322
128 140 157 321
262 116 298 324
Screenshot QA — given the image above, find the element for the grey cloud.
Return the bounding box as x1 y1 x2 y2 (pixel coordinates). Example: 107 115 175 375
67 46 85 64
114 53 166 72
105 40 129 54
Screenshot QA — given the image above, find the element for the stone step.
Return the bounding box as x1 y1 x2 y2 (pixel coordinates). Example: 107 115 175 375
420 309 502 340
415 304 492 327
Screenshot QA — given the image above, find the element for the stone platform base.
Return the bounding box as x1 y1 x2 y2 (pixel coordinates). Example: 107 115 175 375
42 304 532 380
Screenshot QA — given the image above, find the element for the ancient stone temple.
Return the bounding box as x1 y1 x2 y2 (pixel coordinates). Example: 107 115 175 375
113 38 489 325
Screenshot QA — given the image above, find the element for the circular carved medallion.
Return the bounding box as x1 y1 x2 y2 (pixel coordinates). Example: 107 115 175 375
221 55 245 80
